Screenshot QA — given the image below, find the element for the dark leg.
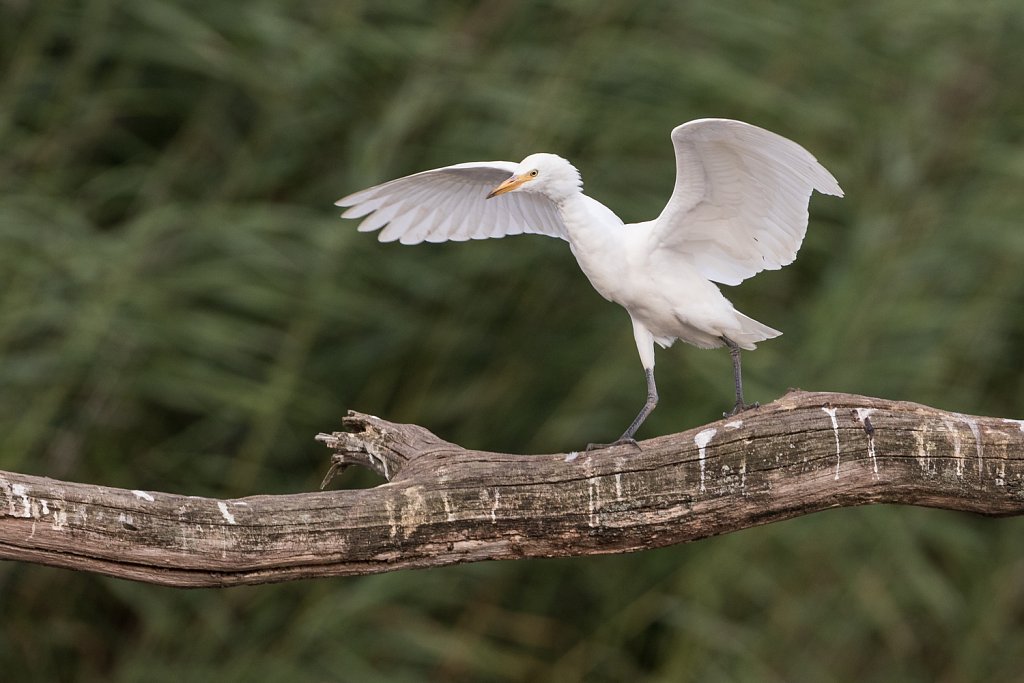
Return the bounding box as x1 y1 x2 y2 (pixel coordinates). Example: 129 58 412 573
723 337 758 416
619 367 659 442
587 368 658 451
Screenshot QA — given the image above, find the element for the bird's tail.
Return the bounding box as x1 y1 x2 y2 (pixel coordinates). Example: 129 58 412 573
728 312 782 350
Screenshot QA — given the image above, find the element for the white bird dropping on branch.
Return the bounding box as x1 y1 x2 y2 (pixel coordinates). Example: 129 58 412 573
337 118 843 448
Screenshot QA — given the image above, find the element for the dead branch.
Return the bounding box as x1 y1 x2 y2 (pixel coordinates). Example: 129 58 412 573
1 391 1022 587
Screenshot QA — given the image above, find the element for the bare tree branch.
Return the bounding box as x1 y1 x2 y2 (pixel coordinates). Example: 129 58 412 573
1 391 1022 587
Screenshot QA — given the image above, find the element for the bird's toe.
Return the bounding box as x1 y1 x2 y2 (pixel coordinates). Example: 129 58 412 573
724 401 760 418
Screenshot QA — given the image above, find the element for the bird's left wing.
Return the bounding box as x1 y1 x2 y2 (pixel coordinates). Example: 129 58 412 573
651 119 843 286
336 161 567 244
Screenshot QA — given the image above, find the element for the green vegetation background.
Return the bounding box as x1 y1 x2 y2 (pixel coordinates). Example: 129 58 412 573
2 1 1023 680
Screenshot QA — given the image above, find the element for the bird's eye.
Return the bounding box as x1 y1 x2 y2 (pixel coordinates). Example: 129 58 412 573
529 169 539 177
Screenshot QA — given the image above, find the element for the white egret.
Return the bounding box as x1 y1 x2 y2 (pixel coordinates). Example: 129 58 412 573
337 118 842 448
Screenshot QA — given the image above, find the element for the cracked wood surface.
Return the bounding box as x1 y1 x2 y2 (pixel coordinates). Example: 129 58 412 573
1 391 1022 587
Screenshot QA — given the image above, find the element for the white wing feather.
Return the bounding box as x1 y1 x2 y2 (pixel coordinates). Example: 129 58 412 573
336 161 567 244
653 118 843 286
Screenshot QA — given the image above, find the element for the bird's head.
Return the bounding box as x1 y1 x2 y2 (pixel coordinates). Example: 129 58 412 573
486 153 582 203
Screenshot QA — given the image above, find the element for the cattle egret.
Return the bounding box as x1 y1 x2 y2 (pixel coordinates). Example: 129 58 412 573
337 118 842 448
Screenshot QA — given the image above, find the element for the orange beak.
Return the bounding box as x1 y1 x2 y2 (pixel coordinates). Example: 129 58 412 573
486 174 529 199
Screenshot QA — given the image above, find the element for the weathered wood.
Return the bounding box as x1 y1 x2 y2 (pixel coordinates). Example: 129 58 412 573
1 391 1022 587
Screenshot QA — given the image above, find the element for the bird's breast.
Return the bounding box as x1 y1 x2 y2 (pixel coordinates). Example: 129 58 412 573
566 223 656 310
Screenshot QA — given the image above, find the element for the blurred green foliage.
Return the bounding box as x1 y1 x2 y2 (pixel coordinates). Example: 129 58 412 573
2 0 1024 680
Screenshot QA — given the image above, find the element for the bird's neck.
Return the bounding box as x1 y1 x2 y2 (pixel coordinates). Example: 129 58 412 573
557 192 623 244
557 192 628 302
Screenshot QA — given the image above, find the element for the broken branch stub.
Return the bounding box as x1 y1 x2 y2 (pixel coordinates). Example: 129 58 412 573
317 411 461 486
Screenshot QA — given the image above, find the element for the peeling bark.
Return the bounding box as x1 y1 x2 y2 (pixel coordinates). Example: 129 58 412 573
1 391 1022 587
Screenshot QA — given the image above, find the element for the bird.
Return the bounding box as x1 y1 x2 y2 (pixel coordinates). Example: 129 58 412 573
336 118 842 449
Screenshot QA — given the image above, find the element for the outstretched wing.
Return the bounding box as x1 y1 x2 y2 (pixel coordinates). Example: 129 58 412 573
652 119 843 286
336 161 567 244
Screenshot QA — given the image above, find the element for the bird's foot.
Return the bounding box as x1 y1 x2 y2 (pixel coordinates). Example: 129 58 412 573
724 401 759 418
585 437 642 453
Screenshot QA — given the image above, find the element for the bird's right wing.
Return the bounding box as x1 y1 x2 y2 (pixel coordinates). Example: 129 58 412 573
336 161 568 244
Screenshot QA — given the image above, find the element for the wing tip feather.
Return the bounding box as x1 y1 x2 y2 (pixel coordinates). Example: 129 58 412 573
815 174 844 198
